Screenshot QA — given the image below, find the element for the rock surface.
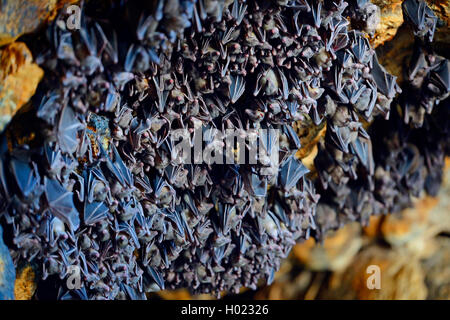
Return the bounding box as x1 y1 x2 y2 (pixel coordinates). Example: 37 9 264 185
0 42 43 130
371 0 404 48
251 159 450 300
0 225 15 300
14 265 37 300
292 223 363 272
320 245 428 300
422 237 450 300
0 0 78 46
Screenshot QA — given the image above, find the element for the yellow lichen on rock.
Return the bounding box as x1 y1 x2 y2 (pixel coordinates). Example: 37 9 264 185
0 0 79 47
371 0 404 48
0 42 43 130
14 265 37 300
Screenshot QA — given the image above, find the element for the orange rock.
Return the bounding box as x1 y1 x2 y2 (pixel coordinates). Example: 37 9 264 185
292 223 362 271
258 160 450 300
0 42 43 130
156 289 193 300
371 0 404 48
362 215 384 238
14 265 37 300
254 269 314 300
320 246 427 300
292 237 315 264
299 143 319 173
381 197 438 247
156 289 219 300
294 117 326 176
370 1 449 51
0 0 79 46
421 237 450 299
425 158 450 237
376 24 415 82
